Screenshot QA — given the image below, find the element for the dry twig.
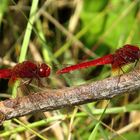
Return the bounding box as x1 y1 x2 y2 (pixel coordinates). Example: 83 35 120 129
0 69 140 123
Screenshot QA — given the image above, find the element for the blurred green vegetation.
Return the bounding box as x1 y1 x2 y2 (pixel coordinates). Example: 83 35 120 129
0 0 140 140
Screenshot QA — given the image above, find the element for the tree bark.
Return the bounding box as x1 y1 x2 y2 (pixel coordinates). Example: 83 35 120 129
0 69 140 123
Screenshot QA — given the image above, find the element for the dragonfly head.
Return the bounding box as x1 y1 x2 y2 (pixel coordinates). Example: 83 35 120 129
38 63 51 78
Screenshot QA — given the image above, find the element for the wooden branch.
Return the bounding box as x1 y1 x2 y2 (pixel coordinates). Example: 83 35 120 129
0 69 140 123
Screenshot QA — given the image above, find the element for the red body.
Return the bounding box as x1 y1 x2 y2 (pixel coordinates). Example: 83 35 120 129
57 44 140 74
0 61 51 84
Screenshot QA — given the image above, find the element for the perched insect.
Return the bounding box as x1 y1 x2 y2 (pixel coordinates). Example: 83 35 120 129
0 60 51 86
0 61 51 123
56 44 140 74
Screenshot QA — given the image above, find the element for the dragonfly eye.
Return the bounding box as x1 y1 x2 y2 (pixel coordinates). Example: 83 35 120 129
38 63 51 77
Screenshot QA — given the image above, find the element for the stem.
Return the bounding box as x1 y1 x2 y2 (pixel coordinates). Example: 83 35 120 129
0 69 140 122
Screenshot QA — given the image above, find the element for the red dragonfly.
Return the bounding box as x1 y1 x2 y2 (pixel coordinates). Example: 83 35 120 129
57 44 140 74
0 60 51 86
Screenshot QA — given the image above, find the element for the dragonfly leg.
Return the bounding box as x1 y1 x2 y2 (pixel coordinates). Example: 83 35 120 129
134 60 139 67
19 79 32 87
116 66 128 88
113 67 124 89
120 67 125 73
36 77 46 87
116 68 121 88
131 60 140 80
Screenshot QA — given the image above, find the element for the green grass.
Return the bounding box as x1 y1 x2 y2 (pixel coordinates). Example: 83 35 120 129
0 0 140 140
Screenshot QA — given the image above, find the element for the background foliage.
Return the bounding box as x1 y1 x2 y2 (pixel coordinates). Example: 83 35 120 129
0 0 140 140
